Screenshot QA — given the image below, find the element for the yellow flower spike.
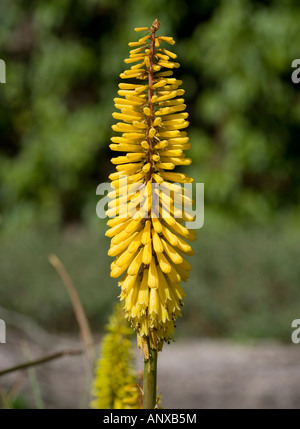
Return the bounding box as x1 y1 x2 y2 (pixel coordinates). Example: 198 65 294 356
107 20 196 356
91 304 141 409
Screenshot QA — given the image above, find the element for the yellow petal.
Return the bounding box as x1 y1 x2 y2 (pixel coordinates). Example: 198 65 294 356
108 231 138 256
141 220 151 245
134 27 149 32
127 248 143 275
128 230 143 253
157 36 175 45
111 264 129 278
125 280 140 311
153 230 163 253
151 217 163 233
161 238 183 264
169 282 185 300
106 219 131 238
137 269 149 307
116 248 138 268
142 242 152 265
148 257 159 288
149 288 159 315
120 273 138 294
157 265 172 302
175 235 194 255
161 224 178 246
156 252 171 273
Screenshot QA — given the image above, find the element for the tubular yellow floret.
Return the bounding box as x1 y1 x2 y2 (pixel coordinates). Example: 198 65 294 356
106 20 195 357
134 27 149 32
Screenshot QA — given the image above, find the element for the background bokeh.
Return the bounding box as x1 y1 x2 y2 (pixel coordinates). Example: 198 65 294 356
1 0 300 408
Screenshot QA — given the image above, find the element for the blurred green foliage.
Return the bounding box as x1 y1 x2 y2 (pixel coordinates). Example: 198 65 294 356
1 0 300 230
184 0 300 221
0 392 28 409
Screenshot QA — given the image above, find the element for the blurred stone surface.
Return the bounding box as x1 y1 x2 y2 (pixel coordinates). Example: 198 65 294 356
154 340 300 409
1 333 300 409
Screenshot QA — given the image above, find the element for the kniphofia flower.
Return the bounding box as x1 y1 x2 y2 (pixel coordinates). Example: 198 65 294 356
106 20 196 357
91 304 141 409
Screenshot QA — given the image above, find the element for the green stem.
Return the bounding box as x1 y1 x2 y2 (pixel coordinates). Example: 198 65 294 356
143 345 158 409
